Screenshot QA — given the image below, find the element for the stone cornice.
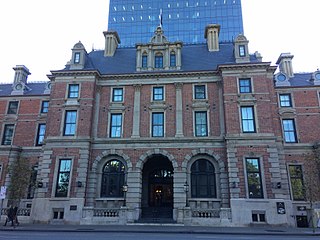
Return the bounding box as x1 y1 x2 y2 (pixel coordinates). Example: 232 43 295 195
218 62 277 73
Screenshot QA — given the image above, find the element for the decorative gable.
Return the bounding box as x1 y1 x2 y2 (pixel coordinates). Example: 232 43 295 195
136 27 182 72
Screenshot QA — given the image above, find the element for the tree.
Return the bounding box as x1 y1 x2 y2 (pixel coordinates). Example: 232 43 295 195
303 142 320 231
7 156 32 206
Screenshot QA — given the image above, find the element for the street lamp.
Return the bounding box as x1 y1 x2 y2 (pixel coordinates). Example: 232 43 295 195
184 181 189 207
122 184 128 207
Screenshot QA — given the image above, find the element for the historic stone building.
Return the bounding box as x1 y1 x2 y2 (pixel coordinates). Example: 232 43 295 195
0 25 319 227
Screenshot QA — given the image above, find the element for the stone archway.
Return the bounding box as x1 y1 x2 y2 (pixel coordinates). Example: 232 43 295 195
140 154 174 220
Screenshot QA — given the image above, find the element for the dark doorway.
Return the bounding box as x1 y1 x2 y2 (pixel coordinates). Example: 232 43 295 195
141 155 173 221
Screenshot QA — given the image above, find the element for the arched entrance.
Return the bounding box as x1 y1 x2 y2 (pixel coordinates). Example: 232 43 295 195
141 155 173 221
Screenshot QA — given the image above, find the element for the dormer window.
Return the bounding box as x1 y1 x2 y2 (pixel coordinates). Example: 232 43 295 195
74 52 81 64
142 53 148 68
239 45 246 57
170 51 176 67
155 53 163 69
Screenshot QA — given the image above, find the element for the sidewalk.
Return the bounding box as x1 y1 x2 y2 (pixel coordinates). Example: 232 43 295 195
1 223 320 236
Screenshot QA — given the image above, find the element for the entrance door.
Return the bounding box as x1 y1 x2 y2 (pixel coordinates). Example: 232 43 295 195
141 155 173 220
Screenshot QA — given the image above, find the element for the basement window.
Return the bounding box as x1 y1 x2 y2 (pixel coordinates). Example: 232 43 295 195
252 211 266 222
53 208 64 219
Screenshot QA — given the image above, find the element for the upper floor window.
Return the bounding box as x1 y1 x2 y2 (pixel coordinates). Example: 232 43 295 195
7 101 19 114
195 111 208 137
41 101 49 113
155 53 163 69
191 159 216 198
142 54 148 68
1 124 14 145
194 85 206 99
239 45 246 57
279 94 292 107
110 113 122 138
112 88 123 102
282 119 297 143
55 159 72 197
36 123 46 146
63 110 77 136
239 78 252 93
68 84 79 98
101 160 125 197
152 112 164 137
170 52 176 67
153 86 164 101
288 165 305 201
241 106 256 133
246 158 264 199
74 52 81 64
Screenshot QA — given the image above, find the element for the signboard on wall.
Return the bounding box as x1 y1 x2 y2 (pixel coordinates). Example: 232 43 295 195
277 202 286 214
0 186 6 199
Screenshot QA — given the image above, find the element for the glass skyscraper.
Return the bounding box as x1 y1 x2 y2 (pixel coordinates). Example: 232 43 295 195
108 0 244 47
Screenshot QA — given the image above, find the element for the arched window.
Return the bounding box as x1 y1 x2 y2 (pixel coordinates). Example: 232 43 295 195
142 52 148 68
191 159 216 198
154 53 163 68
170 51 176 67
101 160 125 197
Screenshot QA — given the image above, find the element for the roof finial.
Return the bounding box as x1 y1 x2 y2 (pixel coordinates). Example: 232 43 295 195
159 9 163 28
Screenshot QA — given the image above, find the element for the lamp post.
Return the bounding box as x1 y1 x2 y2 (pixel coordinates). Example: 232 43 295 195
184 181 189 207
122 184 128 207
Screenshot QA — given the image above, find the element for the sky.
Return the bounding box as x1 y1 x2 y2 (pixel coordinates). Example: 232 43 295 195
0 0 319 83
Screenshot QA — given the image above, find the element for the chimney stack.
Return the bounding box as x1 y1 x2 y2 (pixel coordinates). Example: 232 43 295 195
13 65 30 85
276 53 294 78
205 24 220 52
104 31 120 57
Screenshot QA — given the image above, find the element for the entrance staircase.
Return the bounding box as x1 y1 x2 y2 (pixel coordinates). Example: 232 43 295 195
138 207 175 223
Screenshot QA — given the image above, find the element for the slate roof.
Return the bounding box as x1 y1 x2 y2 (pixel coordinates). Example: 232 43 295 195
0 82 49 97
288 73 315 87
63 43 253 74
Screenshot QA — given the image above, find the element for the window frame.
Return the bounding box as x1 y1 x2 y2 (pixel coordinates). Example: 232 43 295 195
100 159 125 198
36 123 46 146
245 158 264 199
194 111 208 137
154 54 163 69
2 124 14 145
241 106 256 133
152 86 164 101
67 84 79 98
41 101 49 113
63 110 77 136
288 164 306 201
74 52 81 64
142 54 148 68
279 94 292 107
194 85 206 99
151 112 164 137
7 101 19 114
282 119 298 143
55 159 72 198
239 78 252 93
112 88 124 102
239 45 246 57
170 51 176 67
191 159 216 198
110 113 123 138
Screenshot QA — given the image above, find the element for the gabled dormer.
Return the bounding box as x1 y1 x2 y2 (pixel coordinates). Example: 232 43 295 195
69 41 87 70
136 27 182 72
234 34 250 63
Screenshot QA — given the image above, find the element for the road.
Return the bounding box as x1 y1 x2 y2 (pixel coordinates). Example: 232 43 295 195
0 232 318 240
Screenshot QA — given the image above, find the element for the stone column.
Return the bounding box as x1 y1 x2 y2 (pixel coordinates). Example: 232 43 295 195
175 82 184 137
131 84 141 138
